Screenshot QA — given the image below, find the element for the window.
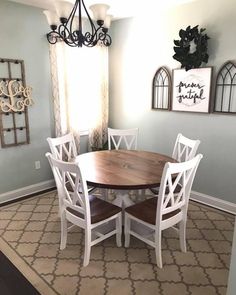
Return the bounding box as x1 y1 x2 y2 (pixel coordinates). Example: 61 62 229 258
50 42 108 136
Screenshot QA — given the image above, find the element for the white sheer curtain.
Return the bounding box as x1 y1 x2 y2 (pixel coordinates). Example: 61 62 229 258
49 42 109 152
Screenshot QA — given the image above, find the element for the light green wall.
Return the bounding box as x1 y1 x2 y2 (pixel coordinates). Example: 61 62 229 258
0 0 96 197
109 0 236 203
0 0 54 194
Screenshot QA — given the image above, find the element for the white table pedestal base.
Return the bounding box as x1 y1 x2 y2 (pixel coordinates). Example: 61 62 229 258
112 190 134 208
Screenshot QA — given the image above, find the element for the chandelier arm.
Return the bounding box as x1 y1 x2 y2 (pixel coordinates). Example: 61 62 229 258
58 24 74 45
83 32 94 46
83 24 103 46
84 26 112 47
47 30 61 44
78 0 83 32
81 0 97 37
67 0 79 36
102 33 112 46
98 31 112 46
57 2 79 46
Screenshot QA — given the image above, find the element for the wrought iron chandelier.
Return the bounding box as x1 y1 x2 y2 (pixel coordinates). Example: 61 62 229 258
43 0 112 47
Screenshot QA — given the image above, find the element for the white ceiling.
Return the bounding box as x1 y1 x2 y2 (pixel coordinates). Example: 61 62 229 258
8 0 196 19
8 0 137 19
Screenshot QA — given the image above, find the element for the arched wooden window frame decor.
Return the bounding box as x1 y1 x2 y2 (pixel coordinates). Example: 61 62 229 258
152 66 171 110
213 60 236 114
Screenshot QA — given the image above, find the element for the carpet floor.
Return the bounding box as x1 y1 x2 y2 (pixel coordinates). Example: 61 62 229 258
0 191 234 295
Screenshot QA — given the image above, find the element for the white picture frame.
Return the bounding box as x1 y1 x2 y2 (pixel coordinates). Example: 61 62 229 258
172 67 212 113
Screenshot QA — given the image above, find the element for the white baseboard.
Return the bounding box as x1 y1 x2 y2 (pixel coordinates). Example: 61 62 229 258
0 179 55 204
191 190 236 215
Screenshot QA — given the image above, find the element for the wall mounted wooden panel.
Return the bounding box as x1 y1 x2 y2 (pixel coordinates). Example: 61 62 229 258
0 58 30 148
152 67 171 111
213 61 236 114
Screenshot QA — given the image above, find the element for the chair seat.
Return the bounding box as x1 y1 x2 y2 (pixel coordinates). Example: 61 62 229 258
67 195 122 224
125 197 180 225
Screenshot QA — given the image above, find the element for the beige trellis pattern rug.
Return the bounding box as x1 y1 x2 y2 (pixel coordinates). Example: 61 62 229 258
0 191 234 295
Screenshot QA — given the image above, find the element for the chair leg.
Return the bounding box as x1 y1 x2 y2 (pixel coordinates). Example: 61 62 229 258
124 214 131 247
58 198 63 218
116 213 122 247
155 231 162 268
83 229 92 267
60 211 67 250
179 220 187 252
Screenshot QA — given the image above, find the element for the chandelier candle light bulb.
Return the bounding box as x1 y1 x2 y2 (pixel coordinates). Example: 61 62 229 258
43 0 112 47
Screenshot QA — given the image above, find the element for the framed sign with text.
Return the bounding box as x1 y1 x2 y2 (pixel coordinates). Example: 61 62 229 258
172 67 212 113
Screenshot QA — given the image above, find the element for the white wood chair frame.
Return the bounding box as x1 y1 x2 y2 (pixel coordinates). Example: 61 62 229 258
172 133 201 162
46 153 122 267
149 133 200 196
107 127 139 207
47 133 77 162
108 128 138 150
124 154 203 268
47 132 96 199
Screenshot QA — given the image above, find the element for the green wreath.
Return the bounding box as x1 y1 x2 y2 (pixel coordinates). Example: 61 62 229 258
173 25 210 71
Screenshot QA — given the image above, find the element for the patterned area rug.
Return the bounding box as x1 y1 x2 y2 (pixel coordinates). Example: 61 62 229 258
0 191 234 295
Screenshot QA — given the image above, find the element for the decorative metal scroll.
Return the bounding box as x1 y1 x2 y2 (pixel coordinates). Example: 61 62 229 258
0 58 30 148
213 61 236 113
152 67 171 110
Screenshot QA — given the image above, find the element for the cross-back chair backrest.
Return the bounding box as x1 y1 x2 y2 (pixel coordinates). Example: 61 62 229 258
108 128 138 150
47 133 77 162
172 133 200 162
156 154 203 227
46 152 90 227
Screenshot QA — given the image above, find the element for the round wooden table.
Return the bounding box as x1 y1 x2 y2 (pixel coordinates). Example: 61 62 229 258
77 150 176 207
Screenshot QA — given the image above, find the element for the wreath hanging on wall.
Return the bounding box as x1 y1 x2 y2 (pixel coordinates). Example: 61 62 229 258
173 25 210 71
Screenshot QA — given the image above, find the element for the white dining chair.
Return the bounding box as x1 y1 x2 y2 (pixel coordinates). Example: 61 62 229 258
124 154 203 268
108 128 138 150
47 132 77 162
107 127 139 207
172 133 201 162
46 152 122 267
47 133 96 210
149 133 201 196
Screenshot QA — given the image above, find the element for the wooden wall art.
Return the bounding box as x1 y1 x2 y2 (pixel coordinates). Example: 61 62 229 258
172 67 212 113
152 67 171 110
213 61 236 114
0 58 33 148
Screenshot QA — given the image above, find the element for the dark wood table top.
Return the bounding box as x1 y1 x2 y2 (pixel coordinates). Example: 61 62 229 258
77 150 176 190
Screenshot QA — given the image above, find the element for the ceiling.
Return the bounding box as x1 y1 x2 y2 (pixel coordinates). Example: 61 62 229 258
8 0 196 19
8 0 137 19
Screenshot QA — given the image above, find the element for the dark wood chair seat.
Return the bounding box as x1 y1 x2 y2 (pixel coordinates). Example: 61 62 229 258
125 197 180 225
67 195 122 224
